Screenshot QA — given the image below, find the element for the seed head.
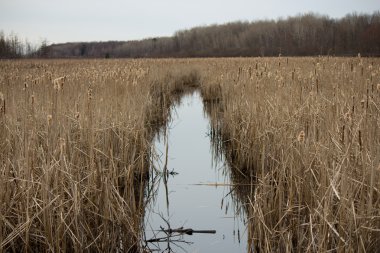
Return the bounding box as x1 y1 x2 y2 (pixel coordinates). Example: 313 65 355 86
343 111 351 122
47 114 52 126
87 87 92 100
59 138 66 154
0 92 4 114
360 99 365 108
53 76 66 91
59 138 65 148
297 130 305 143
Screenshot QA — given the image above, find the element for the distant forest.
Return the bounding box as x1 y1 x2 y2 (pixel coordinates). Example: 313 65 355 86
1 12 380 59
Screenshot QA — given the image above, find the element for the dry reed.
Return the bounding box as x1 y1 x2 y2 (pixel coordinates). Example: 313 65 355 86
1 57 379 253
0 59 200 252
201 57 380 252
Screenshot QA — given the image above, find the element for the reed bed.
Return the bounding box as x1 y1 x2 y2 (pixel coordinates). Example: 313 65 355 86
201 57 380 252
1 57 379 252
0 59 200 252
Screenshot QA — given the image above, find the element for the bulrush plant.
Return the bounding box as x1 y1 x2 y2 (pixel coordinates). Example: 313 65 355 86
201 57 380 252
1 57 379 252
0 60 178 252
144 64 201 136
0 59 201 252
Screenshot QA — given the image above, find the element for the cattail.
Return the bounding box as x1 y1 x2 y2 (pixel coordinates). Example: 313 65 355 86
53 76 66 91
87 87 93 100
297 130 305 143
46 71 52 81
343 111 351 122
75 111 80 120
316 78 319 93
0 92 4 115
360 99 365 109
31 94 35 105
47 114 52 126
59 138 65 153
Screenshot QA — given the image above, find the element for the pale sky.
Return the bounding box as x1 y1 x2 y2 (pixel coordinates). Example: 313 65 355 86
0 0 379 44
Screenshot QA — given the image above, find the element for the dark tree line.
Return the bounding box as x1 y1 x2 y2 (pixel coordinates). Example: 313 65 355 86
0 32 45 59
0 32 25 58
45 12 380 58
3 12 380 59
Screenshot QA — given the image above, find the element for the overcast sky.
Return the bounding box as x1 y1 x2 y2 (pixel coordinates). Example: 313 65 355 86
0 0 379 44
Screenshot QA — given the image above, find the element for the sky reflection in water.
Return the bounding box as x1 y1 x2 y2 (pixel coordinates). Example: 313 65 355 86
144 91 247 253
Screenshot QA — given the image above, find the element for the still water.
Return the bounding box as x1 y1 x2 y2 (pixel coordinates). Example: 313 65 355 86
144 91 247 252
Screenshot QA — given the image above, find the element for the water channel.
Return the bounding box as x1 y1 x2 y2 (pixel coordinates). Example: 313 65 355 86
143 91 248 252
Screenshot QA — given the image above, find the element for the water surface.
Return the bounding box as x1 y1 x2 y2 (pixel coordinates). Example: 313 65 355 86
144 91 247 252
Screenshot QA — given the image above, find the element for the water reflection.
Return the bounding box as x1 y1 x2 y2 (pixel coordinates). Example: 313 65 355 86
144 91 248 252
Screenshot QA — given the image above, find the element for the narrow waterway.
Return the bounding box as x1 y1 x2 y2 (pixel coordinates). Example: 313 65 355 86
143 91 247 252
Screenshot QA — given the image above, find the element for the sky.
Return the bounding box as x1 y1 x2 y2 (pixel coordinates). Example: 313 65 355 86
0 0 379 44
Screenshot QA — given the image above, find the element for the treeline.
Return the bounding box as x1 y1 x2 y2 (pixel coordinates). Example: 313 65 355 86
3 12 380 59
45 12 380 58
0 32 44 59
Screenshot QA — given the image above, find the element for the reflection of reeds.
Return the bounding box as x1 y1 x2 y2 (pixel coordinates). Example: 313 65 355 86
201 57 380 252
204 96 256 252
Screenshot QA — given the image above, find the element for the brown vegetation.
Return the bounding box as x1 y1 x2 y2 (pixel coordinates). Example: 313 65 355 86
1 57 379 252
0 59 199 252
201 56 380 252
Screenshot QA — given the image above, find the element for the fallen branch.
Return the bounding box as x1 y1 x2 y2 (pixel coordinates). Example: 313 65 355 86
163 228 216 235
145 227 216 243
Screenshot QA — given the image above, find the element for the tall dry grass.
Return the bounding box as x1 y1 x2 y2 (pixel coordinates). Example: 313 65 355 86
0 59 200 252
201 57 380 252
2 57 379 252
